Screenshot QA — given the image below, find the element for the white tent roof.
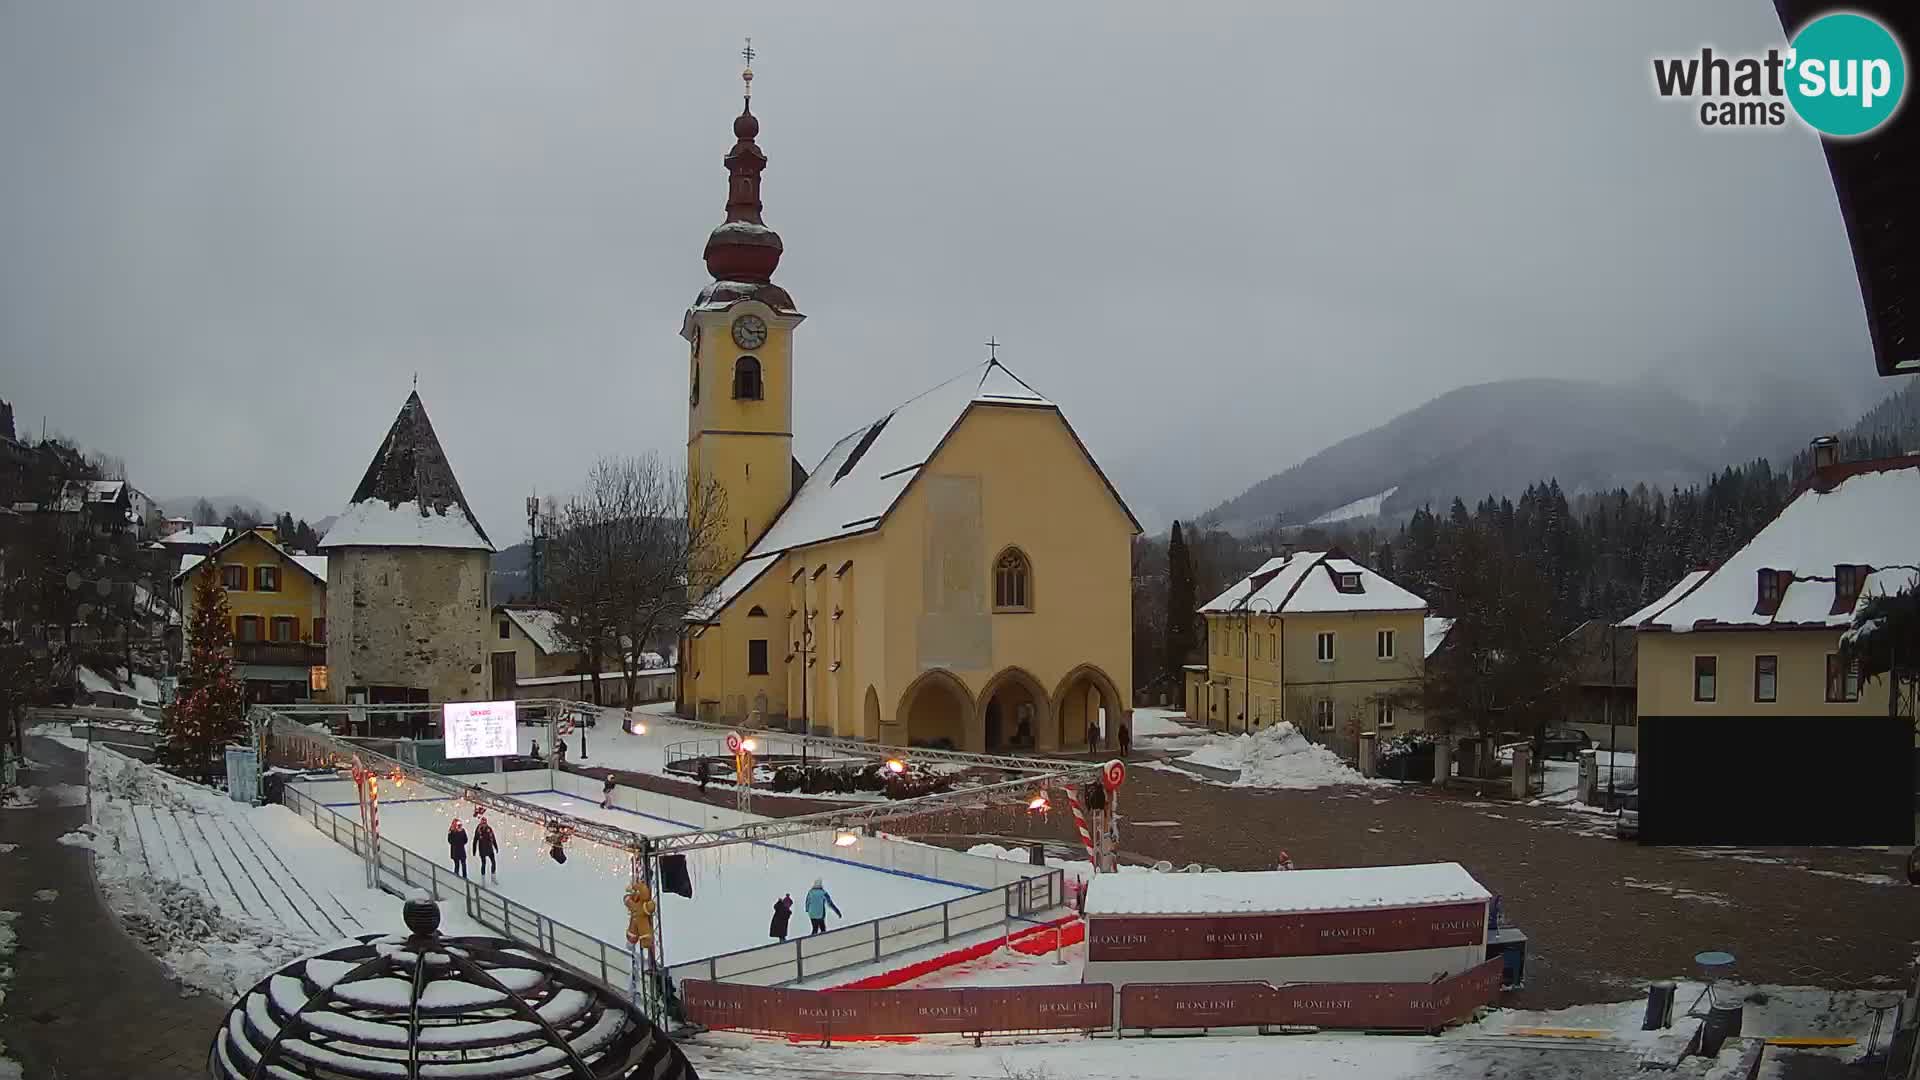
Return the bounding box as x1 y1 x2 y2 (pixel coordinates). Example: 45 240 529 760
1086 862 1490 916
1200 551 1425 615
1628 461 1920 631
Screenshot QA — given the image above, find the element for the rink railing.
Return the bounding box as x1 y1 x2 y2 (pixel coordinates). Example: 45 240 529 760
279 783 1066 993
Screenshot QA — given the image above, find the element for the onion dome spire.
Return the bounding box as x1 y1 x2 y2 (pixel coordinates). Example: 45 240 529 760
703 37 783 284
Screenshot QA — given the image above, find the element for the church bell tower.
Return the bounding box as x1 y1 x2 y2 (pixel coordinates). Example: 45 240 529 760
684 41 804 576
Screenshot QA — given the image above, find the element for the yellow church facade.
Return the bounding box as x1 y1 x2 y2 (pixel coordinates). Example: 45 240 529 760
676 77 1137 753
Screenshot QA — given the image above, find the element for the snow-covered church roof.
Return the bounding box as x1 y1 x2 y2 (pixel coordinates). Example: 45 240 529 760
1199 550 1426 615
689 359 1138 622
1626 456 1920 632
320 391 494 552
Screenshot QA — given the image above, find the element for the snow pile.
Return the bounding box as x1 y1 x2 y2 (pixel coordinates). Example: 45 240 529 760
1 784 88 810
1180 723 1382 789
964 843 1152 885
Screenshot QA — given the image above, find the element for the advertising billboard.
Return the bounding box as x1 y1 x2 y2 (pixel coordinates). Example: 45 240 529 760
442 700 517 759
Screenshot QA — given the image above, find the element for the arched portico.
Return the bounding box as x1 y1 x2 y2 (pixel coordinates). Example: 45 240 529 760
862 685 881 741
977 667 1051 753
1053 663 1126 751
896 669 975 750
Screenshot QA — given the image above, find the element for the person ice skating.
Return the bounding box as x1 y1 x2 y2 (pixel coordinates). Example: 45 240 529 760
601 773 616 809
447 819 469 878
696 759 711 793
557 737 569 762
769 894 793 942
474 816 499 880
803 878 841 934
529 737 541 760
1276 850 1295 871
1118 721 1131 759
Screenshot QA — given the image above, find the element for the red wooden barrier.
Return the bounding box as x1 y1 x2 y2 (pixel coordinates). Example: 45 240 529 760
1088 902 1487 962
682 980 1114 1037
1118 956 1504 1031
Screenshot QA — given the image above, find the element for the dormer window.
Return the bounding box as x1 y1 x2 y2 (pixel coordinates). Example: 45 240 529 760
1334 571 1362 593
1755 568 1788 614
1834 564 1866 611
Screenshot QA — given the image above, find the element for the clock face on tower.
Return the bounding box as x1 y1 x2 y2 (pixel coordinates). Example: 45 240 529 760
731 314 768 350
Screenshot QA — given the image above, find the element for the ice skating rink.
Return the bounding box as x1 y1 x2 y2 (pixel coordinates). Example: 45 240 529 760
343 790 979 964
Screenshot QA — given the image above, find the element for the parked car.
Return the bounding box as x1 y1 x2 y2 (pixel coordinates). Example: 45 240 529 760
1615 792 1640 839
1538 727 1594 761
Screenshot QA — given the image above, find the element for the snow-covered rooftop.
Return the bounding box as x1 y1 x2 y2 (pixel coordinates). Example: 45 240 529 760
502 608 568 655
687 358 1135 622
1085 862 1490 916
173 536 327 584
1628 461 1920 632
516 667 673 687
1200 551 1426 615
77 665 166 705
319 498 492 552
160 525 232 548
1618 570 1710 628
320 391 493 552
1424 616 1454 658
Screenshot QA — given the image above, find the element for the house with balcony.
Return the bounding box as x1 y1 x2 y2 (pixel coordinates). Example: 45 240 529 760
174 524 328 703
1187 550 1429 759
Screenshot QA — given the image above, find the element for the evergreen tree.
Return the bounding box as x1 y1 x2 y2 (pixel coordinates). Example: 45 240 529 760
161 569 248 781
1164 521 1197 703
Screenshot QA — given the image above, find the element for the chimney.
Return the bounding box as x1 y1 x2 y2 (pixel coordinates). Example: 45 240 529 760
253 524 279 544
1810 435 1840 471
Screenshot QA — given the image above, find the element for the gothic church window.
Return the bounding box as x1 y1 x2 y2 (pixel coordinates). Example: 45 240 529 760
993 548 1032 612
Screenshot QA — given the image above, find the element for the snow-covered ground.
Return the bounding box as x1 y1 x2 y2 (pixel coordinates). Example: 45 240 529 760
356 791 979 965
1144 721 1382 790
1310 485 1399 525
53 739 483 1000
534 707 889 801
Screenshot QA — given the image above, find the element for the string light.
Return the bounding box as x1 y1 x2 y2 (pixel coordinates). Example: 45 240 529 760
833 830 859 847
883 758 906 775
741 738 758 753
1027 791 1050 813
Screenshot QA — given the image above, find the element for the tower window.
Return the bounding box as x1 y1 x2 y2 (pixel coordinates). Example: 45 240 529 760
994 548 1032 611
733 356 763 400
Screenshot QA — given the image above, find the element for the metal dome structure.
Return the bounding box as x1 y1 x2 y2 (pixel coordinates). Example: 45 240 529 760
209 894 697 1080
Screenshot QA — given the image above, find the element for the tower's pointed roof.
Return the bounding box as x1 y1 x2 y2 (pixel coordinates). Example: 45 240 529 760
694 52 797 315
319 391 494 551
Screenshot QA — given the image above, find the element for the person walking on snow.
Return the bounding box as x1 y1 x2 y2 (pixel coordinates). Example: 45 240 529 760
447 819 470 878
529 737 541 761
557 737 569 762
601 773 617 809
1118 721 1132 759
474 816 499 881
1085 718 1099 752
803 879 841 934
769 894 793 942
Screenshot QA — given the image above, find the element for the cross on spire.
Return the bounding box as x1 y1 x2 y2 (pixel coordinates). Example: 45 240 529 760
984 337 1001 361
741 37 755 99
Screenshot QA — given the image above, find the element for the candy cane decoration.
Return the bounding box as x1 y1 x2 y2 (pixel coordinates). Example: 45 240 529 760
1066 784 1096 864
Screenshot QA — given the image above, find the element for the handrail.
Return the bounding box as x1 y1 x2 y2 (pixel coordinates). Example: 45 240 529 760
278 782 1064 992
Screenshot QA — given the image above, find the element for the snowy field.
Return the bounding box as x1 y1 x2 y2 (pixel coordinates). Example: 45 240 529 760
349 790 980 965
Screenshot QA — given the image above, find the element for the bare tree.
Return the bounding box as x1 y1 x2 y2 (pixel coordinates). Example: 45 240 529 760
544 455 728 706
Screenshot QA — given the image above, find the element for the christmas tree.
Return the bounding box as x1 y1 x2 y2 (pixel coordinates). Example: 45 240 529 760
161 568 248 780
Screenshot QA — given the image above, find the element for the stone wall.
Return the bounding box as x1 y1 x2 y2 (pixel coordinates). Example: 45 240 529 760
324 547 489 703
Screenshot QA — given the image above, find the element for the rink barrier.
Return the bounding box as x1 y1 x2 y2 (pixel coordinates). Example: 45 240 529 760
279 782 1066 994
678 979 1114 1041
1115 957 1506 1032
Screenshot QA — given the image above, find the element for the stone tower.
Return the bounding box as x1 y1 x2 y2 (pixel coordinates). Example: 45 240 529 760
320 391 494 707
682 60 806 579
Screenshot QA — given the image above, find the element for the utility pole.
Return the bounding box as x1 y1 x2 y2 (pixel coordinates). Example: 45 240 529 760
525 496 545 601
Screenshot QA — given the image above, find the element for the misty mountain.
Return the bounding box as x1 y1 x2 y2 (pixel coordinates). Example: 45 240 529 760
1200 375 1878 533
491 541 532 603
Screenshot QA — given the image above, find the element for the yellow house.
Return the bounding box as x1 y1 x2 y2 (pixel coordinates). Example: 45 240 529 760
488 606 580 698
676 85 1139 752
1627 451 1920 722
174 525 328 702
1192 551 1429 758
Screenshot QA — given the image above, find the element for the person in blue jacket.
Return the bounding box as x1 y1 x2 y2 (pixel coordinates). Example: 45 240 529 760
803 878 841 934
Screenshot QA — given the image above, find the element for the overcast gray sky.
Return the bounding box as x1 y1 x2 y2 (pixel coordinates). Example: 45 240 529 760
0 1 1880 541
